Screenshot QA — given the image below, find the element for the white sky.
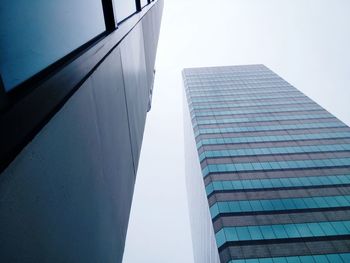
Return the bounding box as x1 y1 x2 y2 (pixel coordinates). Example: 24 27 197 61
123 0 350 262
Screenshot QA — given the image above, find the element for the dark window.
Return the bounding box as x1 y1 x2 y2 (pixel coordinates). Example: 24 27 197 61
0 0 106 91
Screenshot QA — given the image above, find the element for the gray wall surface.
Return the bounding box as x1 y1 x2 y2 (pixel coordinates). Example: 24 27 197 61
0 2 163 262
183 89 220 263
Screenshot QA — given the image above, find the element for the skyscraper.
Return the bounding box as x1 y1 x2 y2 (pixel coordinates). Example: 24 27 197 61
183 65 350 263
0 1 162 262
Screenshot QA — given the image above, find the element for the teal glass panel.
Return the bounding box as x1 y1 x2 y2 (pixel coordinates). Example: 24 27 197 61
215 229 226 247
195 113 331 126
210 195 350 217
197 132 350 148
236 227 251 240
247 226 263 240
202 157 350 177
311 255 329 263
259 225 276 239
1 0 105 91
200 144 350 162
325 254 343 262
229 253 350 263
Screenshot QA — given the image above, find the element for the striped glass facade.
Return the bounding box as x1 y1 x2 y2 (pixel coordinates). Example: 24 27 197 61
183 65 350 263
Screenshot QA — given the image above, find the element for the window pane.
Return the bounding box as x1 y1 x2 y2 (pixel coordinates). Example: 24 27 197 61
113 0 137 22
141 0 148 8
0 0 105 91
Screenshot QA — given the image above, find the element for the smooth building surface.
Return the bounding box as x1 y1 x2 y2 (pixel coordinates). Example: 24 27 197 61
183 65 350 263
0 1 162 262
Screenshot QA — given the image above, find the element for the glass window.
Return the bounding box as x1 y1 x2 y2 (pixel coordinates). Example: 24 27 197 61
340 254 350 262
285 257 301 263
113 0 137 22
225 227 238 242
319 222 337 236
298 256 315 263
259 225 275 239
295 224 313 237
271 224 288 239
330 221 348 235
0 0 105 91
272 258 288 263
326 254 343 263
283 224 300 238
307 223 325 236
311 255 329 263
215 229 226 247
229 201 241 213
141 0 148 8
209 204 219 218
247 226 263 240
239 201 252 212
236 227 251 241
218 202 230 213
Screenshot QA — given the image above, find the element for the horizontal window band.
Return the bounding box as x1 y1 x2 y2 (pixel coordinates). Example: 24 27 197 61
194 122 350 139
221 240 350 263
185 82 290 91
189 91 301 103
205 167 350 184
202 157 350 177
190 95 307 107
203 167 349 180
210 195 350 220
194 117 337 132
187 86 294 95
189 98 311 110
189 101 315 113
215 220 350 248
208 186 350 207
194 110 327 124
207 183 350 199
200 147 350 164
193 113 333 126
202 152 350 171
205 174 350 196
218 235 350 252
202 152 350 169
196 117 338 132
197 132 350 148
212 207 350 223
192 107 323 119
185 79 286 86
195 129 350 145
188 94 305 105
186 85 292 94
189 93 305 104
186 83 291 92
199 144 350 162
188 88 297 100
228 252 350 263
213 210 350 230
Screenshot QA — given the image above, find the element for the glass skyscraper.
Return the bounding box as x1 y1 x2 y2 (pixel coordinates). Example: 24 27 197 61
183 65 350 263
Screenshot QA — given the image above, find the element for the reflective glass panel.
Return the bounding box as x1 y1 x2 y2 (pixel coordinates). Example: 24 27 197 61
0 0 105 91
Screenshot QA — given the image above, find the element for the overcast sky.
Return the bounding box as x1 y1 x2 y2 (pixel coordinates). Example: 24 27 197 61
123 0 350 262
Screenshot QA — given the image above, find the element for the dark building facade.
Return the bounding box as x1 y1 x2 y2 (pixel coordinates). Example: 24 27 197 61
183 65 350 263
0 0 162 262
